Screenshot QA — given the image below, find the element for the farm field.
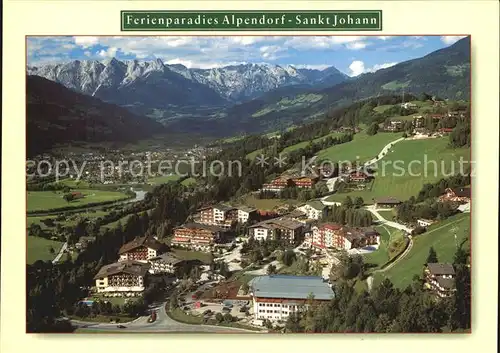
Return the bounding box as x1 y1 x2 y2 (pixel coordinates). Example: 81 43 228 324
27 236 64 264
27 189 129 212
316 131 401 164
325 137 470 203
374 213 470 289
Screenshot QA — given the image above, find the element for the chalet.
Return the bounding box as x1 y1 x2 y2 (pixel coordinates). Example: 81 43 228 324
374 197 402 208
413 115 425 128
385 120 403 132
401 102 417 109
438 187 471 204
94 260 150 296
298 201 328 220
261 177 293 193
213 204 238 228
348 171 370 183
194 205 215 225
75 235 96 250
249 218 305 245
430 114 445 120
291 176 317 189
236 206 257 223
424 263 456 298
118 236 164 263
171 223 224 252
148 253 184 275
309 225 379 251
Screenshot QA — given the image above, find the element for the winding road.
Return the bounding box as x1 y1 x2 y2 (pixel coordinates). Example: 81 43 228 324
73 301 258 333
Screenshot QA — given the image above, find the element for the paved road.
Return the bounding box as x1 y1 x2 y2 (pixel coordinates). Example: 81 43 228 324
73 301 257 333
366 205 413 233
52 242 68 264
363 137 406 168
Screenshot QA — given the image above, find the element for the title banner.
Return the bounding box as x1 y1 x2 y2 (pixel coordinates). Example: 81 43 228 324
121 10 382 31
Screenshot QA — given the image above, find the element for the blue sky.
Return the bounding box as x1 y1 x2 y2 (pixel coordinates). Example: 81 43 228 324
27 35 466 77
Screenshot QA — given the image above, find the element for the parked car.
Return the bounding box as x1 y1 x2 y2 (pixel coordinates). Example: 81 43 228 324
117 325 126 329
239 306 248 313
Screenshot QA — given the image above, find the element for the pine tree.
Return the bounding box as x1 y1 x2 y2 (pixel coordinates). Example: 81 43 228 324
426 247 438 264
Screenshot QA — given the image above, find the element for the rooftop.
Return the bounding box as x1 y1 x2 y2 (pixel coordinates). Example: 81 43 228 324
306 200 327 211
149 252 183 265
236 205 257 213
436 277 455 290
426 263 455 276
451 187 471 198
94 260 150 279
178 222 224 232
118 236 163 255
249 275 334 301
374 197 401 204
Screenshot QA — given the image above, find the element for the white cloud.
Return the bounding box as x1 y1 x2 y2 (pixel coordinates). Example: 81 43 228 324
97 47 118 58
377 36 391 40
74 36 99 48
259 45 286 60
348 60 398 77
441 36 467 45
346 42 368 50
83 51 92 57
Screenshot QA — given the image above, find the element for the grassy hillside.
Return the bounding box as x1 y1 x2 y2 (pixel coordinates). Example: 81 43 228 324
326 137 470 203
374 213 470 289
27 236 64 264
316 131 401 164
27 75 165 157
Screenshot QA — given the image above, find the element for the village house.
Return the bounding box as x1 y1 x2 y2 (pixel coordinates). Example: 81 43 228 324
413 115 425 128
438 127 454 134
249 275 334 323
309 223 343 249
94 260 150 297
148 252 184 275
171 223 224 252
417 219 436 228
374 197 402 208
438 187 471 204
248 218 305 245
75 235 96 250
424 263 456 298
308 224 379 251
291 176 317 189
118 236 164 263
348 170 370 183
298 201 328 220
385 120 404 132
261 177 293 193
401 102 417 110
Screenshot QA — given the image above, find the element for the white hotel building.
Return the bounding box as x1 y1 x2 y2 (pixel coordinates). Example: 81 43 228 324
248 275 334 323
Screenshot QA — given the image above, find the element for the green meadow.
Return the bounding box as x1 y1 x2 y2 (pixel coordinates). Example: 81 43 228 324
325 137 470 203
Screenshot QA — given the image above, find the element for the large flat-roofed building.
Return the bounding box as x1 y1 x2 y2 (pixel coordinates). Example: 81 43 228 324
94 260 150 297
148 252 184 274
249 275 334 322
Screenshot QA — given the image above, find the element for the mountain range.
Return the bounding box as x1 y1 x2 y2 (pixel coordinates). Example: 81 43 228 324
27 59 349 112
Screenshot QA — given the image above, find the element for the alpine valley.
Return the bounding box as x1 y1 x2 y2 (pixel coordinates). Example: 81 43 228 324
27 36 470 144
